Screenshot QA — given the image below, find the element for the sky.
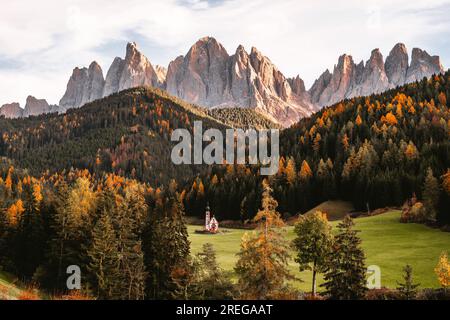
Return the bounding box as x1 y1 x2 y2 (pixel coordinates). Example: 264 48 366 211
0 0 449 106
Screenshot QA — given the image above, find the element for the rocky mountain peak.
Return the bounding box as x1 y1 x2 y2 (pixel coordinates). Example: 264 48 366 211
155 65 167 84
367 49 384 68
385 43 409 86
406 48 444 83
288 75 306 96
59 60 105 111
0 102 23 118
309 43 444 108
24 95 53 117
166 38 312 126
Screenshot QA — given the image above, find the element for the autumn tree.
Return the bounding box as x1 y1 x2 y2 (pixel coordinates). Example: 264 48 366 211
235 180 294 299
322 215 367 300
285 157 297 185
299 160 313 181
435 252 450 289
292 211 333 296
438 92 447 106
355 114 363 126
442 169 450 195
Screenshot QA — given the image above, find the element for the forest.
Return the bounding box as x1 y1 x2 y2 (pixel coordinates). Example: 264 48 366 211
0 72 450 300
1 73 450 226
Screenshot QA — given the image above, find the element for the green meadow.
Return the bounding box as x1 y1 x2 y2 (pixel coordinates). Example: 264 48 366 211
189 210 450 291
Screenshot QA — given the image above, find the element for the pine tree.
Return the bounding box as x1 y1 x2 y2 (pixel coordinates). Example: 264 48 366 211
194 243 235 300
293 211 333 296
235 180 294 299
143 190 190 299
422 167 440 222
12 179 46 278
396 264 419 300
114 189 147 300
322 215 367 300
87 211 119 299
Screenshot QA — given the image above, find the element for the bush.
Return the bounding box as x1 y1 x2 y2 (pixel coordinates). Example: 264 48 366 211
401 202 427 223
365 288 402 300
416 288 450 300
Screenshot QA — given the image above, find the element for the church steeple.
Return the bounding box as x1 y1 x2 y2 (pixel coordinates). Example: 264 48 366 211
205 202 211 231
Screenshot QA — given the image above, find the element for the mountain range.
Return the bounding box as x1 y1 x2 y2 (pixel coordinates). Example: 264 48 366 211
0 37 445 126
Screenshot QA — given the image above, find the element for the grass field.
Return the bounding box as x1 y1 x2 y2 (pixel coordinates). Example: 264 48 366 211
302 200 355 220
189 210 450 292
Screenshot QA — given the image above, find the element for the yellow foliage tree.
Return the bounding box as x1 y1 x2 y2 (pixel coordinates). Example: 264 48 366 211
313 133 321 152
385 112 398 125
441 169 450 195
342 134 349 151
67 177 97 227
235 180 294 299
285 157 297 185
5 172 12 192
435 252 450 288
299 160 313 180
355 114 362 126
405 141 419 160
396 104 403 117
438 92 447 106
6 199 25 226
210 174 219 185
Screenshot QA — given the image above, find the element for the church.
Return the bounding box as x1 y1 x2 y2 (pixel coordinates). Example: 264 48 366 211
204 204 219 233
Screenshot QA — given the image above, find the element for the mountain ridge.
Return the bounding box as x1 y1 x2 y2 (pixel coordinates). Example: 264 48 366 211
0 38 445 126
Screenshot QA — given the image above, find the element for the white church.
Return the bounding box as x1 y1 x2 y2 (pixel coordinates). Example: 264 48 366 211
204 203 219 233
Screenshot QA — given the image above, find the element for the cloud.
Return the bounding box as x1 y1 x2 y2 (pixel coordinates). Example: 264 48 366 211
0 0 449 106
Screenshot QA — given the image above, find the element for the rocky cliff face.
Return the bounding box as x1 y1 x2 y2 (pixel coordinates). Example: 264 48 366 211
309 43 444 107
59 61 105 111
349 49 389 97
406 48 444 83
385 43 408 87
0 102 23 118
103 42 164 98
23 96 58 117
166 37 313 126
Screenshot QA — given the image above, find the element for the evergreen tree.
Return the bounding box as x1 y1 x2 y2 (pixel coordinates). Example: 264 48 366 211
396 264 419 300
113 189 147 300
322 215 367 300
194 243 235 300
422 167 440 222
87 211 119 299
143 189 190 299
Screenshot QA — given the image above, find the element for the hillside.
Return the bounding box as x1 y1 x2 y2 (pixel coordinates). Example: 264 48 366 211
1 73 449 225
0 87 229 187
180 72 450 225
206 107 281 129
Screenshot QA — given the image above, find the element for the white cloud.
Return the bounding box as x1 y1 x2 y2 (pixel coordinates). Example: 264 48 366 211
0 0 449 106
